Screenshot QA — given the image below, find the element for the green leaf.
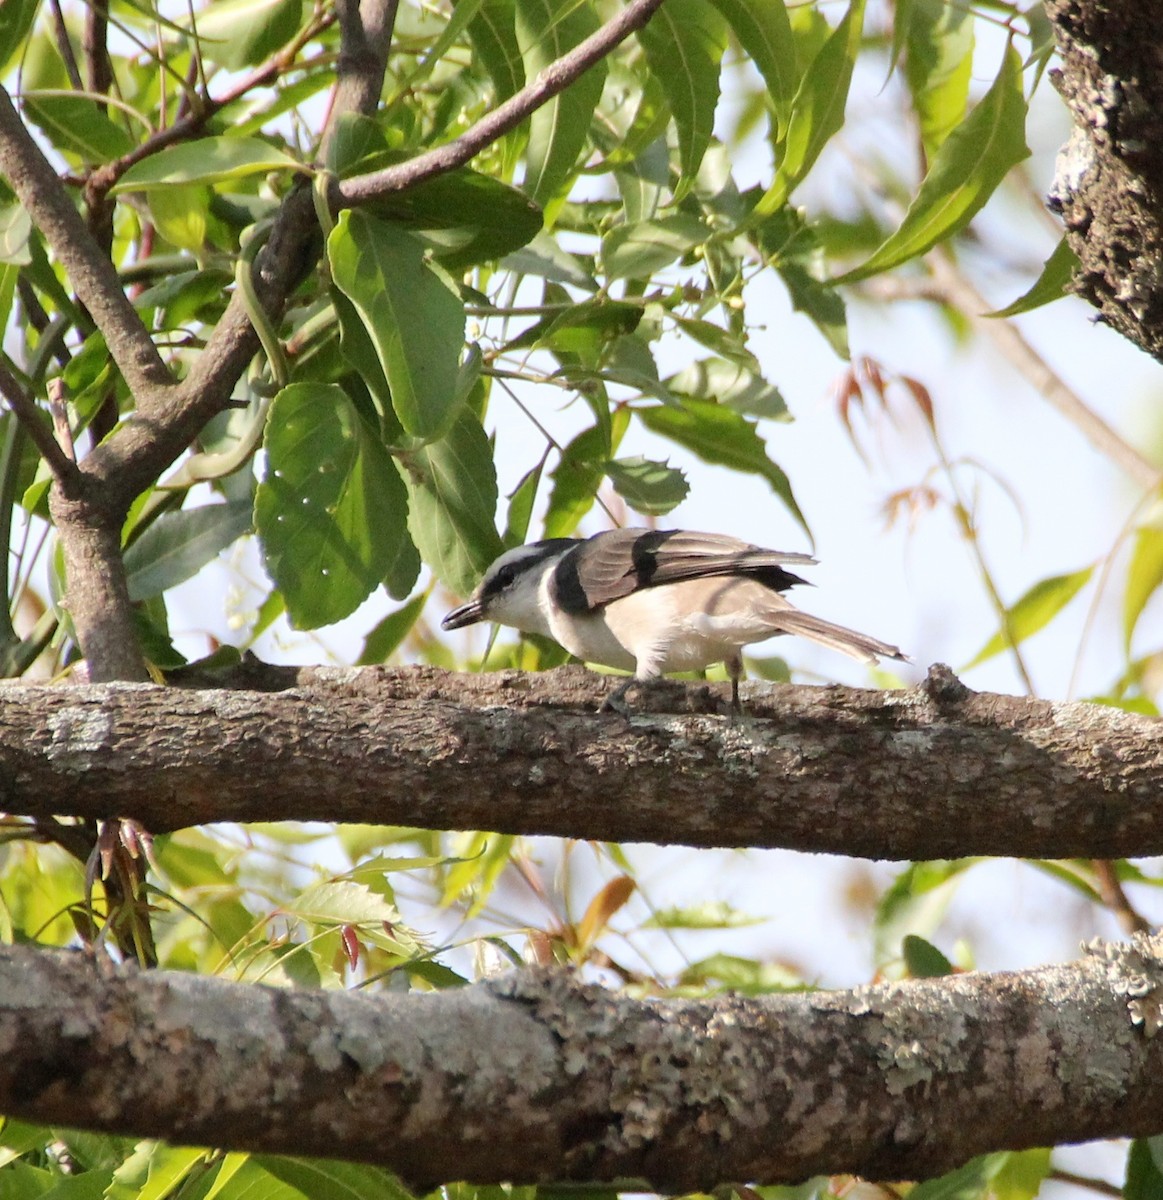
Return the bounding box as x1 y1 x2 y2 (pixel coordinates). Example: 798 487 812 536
543 411 629 538
399 409 502 595
901 933 954 978
0 0 39 67
963 565 1093 670
112 137 304 191
504 460 546 547
833 45 1030 285
992 1149 1053 1200
256 1156 415 1200
602 214 709 280
0 201 31 265
637 0 728 195
329 211 466 441
110 1143 208 1200
604 456 689 516
986 237 1078 318
873 859 973 970
679 952 804 994
904 0 975 159
515 0 605 206
643 901 764 930
182 0 303 70
460 0 524 102
23 95 134 163
501 231 598 289
755 0 866 215
636 399 807 534
148 185 209 254
1127 1137 1163 1200
255 383 417 629
666 357 788 420
1124 519 1163 652
124 501 253 602
704 0 796 136
358 590 429 665
909 1154 1013 1200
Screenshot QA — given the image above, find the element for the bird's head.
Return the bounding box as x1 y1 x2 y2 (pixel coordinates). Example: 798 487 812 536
441 539 577 637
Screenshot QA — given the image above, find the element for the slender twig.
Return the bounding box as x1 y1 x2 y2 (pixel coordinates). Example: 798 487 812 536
48 0 84 91
0 363 77 482
1091 858 1152 935
0 85 173 400
338 0 670 205
927 250 1162 493
1047 1169 1124 1199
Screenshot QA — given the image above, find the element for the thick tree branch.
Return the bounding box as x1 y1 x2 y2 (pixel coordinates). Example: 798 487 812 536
3 664 1163 859
0 86 173 400
336 0 669 204
1046 1 1163 363
3 937 1163 1188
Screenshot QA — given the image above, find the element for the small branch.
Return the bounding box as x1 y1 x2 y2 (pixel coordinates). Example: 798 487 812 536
1092 859 1152 935
1048 1169 1124 1198
0 85 173 402
48 0 84 92
324 0 399 148
2 937 1163 1188
6 664 1163 860
338 0 669 205
926 250 1162 493
0 362 77 481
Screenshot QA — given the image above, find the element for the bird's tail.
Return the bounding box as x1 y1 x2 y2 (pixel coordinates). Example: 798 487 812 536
769 610 908 664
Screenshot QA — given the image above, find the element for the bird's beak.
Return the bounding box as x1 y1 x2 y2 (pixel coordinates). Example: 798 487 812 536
441 598 485 630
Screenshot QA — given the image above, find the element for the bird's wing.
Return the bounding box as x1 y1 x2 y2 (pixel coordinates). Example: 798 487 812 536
551 529 816 613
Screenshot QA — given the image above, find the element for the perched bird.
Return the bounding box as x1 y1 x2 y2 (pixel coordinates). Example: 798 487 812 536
442 528 907 711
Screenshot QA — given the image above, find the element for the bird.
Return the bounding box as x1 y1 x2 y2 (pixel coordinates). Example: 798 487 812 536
441 528 908 712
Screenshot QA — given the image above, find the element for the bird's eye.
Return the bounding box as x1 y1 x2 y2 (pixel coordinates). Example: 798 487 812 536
493 565 516 589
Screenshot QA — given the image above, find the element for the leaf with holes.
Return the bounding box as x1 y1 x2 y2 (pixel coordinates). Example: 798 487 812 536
255 383 416 629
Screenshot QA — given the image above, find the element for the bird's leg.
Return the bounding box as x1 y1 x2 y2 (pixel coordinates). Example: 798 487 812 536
726 653 744 718
600 676 637 715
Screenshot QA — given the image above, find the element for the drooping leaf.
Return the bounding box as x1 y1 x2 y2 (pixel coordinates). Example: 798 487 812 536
637 0 728 195
833 45 1030 285
181 0 303 70
904 0 975 159
1124 518 1163 652
666 357 788 420
755 0 866 216
602 214 709 280
643 901 765 930
124 502 253 602
504 459 546 547
148 186 210 254
636 399 806 534
704 0 796 136
963 565 1093 670
604 456 689 516
358 590 429 665
255 383 417 629
398 409 502 596
576 876 636 949
112 137 304 191
515 0 605 206
329 211 466 440
986 237 1078 318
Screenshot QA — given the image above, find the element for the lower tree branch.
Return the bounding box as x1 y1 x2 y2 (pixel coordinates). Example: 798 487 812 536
2 936 1162 1188
0 361 77 482
3 663 1163 859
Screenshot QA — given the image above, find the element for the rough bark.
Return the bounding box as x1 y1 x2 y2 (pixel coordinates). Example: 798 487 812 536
1046 0 1163 362
2 663 1163 860
2 937 1162 1189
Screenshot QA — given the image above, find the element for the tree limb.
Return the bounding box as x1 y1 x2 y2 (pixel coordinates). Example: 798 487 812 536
2 663 1162 860
336 0 669 206
1046 1 1163 364
0 86 173 400
2 936 1162 1189
0 361 78 482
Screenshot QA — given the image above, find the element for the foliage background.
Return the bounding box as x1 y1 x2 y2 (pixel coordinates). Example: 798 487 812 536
2 0 1163 1197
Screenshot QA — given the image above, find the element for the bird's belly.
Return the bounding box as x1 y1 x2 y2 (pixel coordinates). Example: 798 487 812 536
547 609 639 672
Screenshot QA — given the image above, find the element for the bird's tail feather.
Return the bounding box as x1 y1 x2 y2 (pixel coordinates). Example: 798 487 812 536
769 611 908 664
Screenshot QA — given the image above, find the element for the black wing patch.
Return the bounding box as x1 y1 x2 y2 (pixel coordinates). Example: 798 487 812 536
550 529 815 614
